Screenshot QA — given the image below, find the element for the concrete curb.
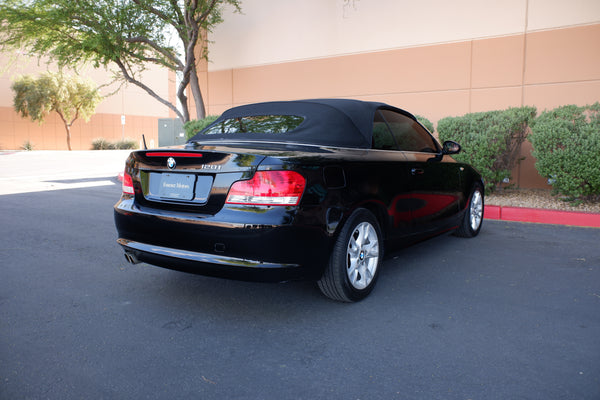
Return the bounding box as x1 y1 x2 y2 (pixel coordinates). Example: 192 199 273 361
485 205 600 228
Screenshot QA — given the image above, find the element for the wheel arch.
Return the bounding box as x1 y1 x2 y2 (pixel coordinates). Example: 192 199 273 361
341 200 390 241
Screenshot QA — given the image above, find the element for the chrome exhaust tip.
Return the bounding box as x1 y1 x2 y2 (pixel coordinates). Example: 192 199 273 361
124 252 141 264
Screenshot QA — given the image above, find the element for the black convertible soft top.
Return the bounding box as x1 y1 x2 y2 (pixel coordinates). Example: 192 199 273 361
189 99 415 149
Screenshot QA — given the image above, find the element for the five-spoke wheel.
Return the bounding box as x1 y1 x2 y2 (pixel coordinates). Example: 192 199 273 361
318 208 383 302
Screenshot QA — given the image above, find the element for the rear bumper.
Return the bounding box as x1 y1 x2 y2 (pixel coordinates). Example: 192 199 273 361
114 198 332 282
118 238 306 282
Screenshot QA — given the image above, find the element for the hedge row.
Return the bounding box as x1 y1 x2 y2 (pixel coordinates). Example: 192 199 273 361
438 107 537 192
91 137 138 150
185 103 600 201
530 103 600 202
438 103 600 201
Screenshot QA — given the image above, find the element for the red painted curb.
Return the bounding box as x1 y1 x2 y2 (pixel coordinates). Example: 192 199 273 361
484 205 502 220
484 205 600 228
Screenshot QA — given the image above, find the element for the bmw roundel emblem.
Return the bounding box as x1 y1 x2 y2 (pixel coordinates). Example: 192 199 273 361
167 157 176 170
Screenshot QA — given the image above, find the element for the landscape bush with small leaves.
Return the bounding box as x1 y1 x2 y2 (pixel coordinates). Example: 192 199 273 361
21 140 35 151
92 138 138 150
437 106 537 192
530 103 600 202
184 115 219 140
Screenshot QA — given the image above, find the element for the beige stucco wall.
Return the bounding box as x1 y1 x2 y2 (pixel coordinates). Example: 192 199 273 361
0 54 170 150
208 0 600 70
201 0 600 188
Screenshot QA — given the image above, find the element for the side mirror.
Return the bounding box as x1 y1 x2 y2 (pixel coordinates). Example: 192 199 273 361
442 140 461 155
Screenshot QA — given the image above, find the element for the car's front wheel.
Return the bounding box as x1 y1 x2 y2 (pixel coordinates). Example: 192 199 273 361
317 208 383 302
454 184 484 238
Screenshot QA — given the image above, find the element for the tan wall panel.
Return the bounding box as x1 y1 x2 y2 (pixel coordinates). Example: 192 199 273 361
525 24 600 84
358 91 472 131
0 106 159 151
210 0 600 71
0 107 16 149
209 0 528 70
471 87 523 112
168 70 177 118
355 43 473 94
227 41 472 106
207 69 234 113
0 55 169 118
516 141 549 189
471 35 525 88
524 80 600 111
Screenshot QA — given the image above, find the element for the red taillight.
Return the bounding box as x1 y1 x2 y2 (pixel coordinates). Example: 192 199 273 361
226 170 306 206
122 172 135 195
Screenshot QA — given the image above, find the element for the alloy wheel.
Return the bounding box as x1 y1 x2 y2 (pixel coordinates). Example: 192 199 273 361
470 190 483 231
346 221 380 290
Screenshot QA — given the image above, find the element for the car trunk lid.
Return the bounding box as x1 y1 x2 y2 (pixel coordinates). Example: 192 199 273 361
127 147 266 214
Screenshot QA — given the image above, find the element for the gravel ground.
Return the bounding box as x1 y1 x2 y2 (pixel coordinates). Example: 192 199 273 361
486 189 600 213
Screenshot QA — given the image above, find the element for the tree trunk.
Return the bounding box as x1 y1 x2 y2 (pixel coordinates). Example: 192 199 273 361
65 124 72 151
57 111 73 151
190 64 206 120
176 89 191 124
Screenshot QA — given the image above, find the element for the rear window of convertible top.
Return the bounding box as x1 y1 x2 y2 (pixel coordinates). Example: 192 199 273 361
201 115 304 135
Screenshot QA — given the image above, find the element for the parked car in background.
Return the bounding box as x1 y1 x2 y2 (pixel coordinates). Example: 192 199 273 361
114 99 484 302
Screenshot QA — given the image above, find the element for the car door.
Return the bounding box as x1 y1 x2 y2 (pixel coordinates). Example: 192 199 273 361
378 109 462 234
369 111 415 240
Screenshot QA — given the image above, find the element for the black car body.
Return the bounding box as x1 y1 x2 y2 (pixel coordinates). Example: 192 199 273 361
114 99 484 301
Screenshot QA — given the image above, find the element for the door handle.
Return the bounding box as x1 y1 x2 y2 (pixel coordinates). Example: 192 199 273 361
411 168 425 176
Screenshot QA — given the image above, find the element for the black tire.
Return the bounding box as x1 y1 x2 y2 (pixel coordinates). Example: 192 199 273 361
454 184 484 238
317 208 383 302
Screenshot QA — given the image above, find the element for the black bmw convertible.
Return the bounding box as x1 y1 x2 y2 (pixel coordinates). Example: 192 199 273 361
114 99 484 302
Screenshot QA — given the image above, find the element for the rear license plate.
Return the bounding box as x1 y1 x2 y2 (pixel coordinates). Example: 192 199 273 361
158 173 195 200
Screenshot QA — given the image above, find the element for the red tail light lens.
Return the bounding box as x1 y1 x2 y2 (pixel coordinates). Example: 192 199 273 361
122 172 135 195
226 170 306 206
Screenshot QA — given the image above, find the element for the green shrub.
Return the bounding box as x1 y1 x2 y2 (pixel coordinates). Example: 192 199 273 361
530 103 600 202
185 115 219 140
92 138 138 150
437 106 537 192
91 138 115 150
415 115 434 133
114 139 138 150
21 140 34 151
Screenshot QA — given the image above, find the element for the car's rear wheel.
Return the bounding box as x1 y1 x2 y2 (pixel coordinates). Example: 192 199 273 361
454 184 484 238
317 208 383 302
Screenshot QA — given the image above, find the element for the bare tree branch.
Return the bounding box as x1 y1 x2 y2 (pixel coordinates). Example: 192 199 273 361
114 57 185 122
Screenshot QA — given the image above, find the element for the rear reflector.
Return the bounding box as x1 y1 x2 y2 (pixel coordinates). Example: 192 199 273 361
122 172 135 195
226 170 306 206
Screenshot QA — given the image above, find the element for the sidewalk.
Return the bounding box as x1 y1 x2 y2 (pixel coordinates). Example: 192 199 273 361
1 150 598 228
0 150 131 195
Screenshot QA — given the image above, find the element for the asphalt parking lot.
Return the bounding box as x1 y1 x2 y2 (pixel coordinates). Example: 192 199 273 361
1 151 599 399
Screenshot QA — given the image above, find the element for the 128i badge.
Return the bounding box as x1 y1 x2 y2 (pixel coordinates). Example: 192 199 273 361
201 164 221 170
